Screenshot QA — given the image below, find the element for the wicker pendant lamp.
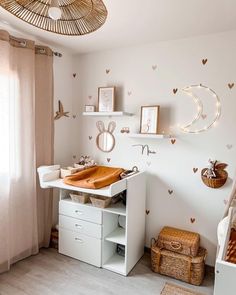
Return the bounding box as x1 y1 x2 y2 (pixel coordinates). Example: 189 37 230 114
0 0 108 36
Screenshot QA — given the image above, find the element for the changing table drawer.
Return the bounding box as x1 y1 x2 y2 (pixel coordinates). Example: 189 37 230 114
59 200 102 224
59 215 102 239
59 228 101 267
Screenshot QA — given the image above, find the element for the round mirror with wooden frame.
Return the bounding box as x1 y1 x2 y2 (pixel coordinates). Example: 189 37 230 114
96 121 116 153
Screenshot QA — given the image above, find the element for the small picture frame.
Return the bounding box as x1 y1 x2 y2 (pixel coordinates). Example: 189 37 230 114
140 105 159 134
85 105 95 112
98 87 115 112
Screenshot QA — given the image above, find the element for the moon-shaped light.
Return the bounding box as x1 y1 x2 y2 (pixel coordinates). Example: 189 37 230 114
180 84 221 134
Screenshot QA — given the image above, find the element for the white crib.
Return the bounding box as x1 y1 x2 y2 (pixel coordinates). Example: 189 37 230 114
214 206 236 295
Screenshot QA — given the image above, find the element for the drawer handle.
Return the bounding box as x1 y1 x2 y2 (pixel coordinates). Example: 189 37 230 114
75 224 82 229
75 238 83 243
75 210 83 215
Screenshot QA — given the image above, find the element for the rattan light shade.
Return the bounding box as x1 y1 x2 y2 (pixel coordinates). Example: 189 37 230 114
0 0 108 36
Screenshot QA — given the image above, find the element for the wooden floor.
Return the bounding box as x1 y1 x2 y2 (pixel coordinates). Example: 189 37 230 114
0 248 214 295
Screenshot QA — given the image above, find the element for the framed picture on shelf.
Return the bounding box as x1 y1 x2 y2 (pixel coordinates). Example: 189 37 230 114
98 87 115 112
140 105 159 134
85 105 95 112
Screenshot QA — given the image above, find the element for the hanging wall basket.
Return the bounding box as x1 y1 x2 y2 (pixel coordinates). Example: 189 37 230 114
201 166 228 189
0 0 108 36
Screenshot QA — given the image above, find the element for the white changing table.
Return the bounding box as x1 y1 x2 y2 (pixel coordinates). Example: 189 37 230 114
38 166 146 276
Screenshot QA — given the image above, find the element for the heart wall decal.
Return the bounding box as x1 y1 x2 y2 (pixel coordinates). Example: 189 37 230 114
171 139 176 145
88 136 92 140
168 190 173 195
106 69 110 74
173 88 178 94
152 65 157 71
202 59 208 65
146 210 150 215
190 218 196 223
201 114 207 120
127 91 132 96
228 83 234 89
193 168 198 173
226 144 233 150
73 73 77 78
107 158 111 163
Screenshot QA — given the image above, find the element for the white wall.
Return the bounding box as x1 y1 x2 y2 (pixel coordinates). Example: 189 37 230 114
75 30 236 265
53 53 79 224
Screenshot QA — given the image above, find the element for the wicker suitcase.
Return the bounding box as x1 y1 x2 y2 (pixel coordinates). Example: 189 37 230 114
151 244 206 286
157 226 200 257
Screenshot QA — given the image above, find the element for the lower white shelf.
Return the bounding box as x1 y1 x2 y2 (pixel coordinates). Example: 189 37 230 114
103 254 126 275
105 228 126 245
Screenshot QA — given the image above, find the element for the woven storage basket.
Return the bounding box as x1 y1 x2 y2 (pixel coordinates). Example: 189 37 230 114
90 196 111 208
201 168 228 189
151 243 206 286
70 193 90 204
157 227 200 257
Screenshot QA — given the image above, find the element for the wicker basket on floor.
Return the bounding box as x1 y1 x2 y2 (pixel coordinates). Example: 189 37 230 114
151 242 206 286
157 226 200 257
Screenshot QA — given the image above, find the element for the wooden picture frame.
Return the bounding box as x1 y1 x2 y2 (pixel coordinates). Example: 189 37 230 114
98 87 115 112
140 105 159 134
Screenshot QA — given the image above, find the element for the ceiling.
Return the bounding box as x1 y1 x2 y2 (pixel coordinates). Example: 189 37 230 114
0 0 236 54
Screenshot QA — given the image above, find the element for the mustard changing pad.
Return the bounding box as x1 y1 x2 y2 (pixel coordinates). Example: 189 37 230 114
64 165 124 189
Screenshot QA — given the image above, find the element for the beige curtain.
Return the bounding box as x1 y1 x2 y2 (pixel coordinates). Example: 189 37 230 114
0 30 54 273
35 46 54 248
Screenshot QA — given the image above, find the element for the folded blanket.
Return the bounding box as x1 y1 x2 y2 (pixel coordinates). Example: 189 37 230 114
64 165 124 189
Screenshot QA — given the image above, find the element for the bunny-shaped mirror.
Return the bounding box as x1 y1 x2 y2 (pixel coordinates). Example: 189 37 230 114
96 121 116 153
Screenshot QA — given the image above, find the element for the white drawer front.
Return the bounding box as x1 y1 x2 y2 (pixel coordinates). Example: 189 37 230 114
59 228 101 267
59 215 102 239
59 200 102 224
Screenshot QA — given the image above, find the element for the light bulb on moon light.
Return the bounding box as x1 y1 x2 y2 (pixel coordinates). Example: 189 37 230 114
48 0 62 20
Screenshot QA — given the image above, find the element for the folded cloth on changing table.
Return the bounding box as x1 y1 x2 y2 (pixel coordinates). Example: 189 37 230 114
64 165 124 189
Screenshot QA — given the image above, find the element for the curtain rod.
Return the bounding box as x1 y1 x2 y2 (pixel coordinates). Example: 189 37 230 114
10 36 62 57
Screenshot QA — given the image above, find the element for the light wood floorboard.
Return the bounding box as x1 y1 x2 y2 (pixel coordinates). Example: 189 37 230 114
0 249 214 295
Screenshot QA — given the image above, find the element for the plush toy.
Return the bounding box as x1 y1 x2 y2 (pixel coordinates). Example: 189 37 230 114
77 155 96 167
203 159 217 178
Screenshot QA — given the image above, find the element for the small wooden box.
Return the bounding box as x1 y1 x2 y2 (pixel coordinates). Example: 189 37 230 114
157 226 200 257
151 244 206 286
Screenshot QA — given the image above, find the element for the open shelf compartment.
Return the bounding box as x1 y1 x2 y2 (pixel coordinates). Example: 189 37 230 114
105 227 126 245
103 253 126 275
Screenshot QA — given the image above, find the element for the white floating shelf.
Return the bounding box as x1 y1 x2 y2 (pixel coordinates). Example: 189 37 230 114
82 111 133 117
126 133 171 139
103 254 125 275
105 228 126 245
